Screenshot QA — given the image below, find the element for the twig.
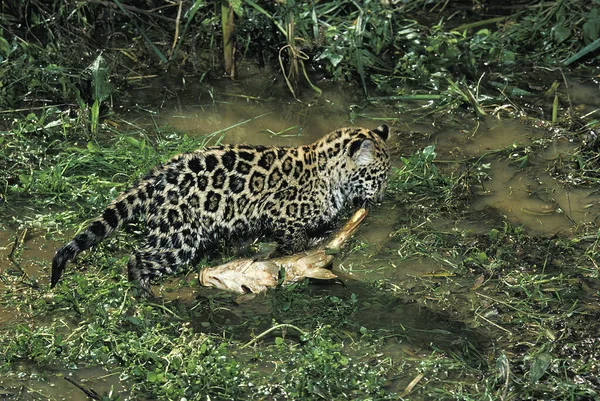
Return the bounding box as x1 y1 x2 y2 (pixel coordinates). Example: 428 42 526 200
242 324 307 349
8 229 34 284
475 312 513 336
169 1 183 59
148 302 184 320
401 372 424 396
8 228 27 262
64 376 100 400
0 104 73 114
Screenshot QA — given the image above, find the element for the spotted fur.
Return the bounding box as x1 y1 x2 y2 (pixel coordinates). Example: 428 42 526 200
51 125 390 296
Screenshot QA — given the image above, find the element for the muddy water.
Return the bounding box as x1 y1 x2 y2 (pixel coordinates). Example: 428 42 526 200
431 117 598 234
1 365 125 400
158 87 373 146
154 89 599 299
472 159 598 233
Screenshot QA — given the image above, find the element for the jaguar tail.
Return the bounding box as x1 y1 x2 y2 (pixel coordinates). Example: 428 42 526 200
51 185 146 288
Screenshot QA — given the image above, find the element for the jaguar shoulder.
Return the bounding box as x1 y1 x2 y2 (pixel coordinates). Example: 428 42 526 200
51 125 391 296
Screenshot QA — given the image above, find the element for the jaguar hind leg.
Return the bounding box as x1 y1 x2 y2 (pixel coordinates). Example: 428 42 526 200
127 241 199 297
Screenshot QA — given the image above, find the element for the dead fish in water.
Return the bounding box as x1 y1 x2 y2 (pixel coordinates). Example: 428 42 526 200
199 208 367 294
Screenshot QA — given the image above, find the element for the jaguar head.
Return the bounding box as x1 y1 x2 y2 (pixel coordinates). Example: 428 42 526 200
342 125 391 206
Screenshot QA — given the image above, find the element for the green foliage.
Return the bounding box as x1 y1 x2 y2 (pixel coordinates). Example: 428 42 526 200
0 37 81 108
88 55 112 134
505 1 600 64
2 273 248 399
1 122 215 231
383 198 599 400
1 134 599 399
1 0 598 114
268 285 359 329
389 145 442 191
257 326 395 400
1 2 600 400
0 261 398 399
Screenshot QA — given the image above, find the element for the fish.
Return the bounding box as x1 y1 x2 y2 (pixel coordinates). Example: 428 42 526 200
199 208 368 294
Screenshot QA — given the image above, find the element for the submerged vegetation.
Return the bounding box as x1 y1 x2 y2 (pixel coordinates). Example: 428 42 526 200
1 0 600 400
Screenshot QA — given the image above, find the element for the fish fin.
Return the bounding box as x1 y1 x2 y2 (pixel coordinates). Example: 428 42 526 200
304 268 337 280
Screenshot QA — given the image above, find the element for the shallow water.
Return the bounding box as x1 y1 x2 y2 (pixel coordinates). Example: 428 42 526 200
127 79 599 307
158 86 379 146
0 365 125 401
472 158 598 234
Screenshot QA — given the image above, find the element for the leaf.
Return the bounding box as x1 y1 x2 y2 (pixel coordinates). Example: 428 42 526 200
529 352 552 384
88 55 111 103
551 24 570 44
500 49 515 64
230 0 243 17
124 136 141 148
422 145 437 161
317 48 344 67
86 141 99 152
563 37 600 66
146 371 158 383
91 100 100 134
0 36 10 59
583 8 600 44
471 274 485 291
125 316 143 326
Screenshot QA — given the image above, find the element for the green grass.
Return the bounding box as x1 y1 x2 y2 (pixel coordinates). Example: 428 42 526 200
1 256 401 399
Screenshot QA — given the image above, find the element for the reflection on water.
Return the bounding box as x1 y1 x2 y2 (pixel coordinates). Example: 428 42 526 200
435 117 541 156
159 85 372 147
473 159 599 234
430 116 599 235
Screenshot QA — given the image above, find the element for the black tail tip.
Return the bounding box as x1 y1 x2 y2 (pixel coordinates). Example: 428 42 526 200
51 243 76 288
51 256 63 288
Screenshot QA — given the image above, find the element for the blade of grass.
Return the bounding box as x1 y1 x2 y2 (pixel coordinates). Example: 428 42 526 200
244 0 286 36
563 37 600 66
368 94 442 101
452 16 507 32
169 0 204 61
552 92 559 124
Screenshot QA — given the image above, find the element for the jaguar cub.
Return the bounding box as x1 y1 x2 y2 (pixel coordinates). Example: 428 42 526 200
51 125 390 296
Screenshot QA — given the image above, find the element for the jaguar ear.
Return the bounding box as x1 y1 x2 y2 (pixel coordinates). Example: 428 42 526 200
349 139 376 166
372 125 389 141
